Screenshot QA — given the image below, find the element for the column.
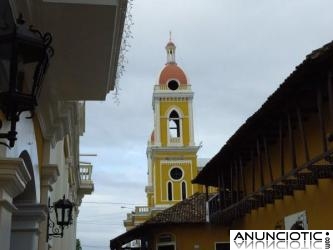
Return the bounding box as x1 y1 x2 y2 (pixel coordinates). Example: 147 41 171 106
0 158 31 250
10 203 47 250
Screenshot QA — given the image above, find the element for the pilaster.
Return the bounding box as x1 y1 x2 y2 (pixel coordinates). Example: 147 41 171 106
11 203 47 250
0 158 31 250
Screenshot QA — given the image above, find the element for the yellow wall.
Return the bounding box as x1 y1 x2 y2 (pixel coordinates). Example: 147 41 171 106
240 105 332 194
232 179 333 229
152 151 198 206
220 100 333 230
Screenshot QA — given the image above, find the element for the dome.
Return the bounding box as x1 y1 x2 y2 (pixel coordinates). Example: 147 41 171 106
159 64 188 85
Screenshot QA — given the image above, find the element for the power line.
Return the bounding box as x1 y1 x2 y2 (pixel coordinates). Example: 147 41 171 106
77 221 123 227
82 201 142 205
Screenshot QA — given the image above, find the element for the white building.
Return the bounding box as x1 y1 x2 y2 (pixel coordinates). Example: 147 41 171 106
0 0 129 249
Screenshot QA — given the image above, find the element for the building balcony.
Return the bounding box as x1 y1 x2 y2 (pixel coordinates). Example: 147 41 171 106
168 137 183 146
207 162 333 226
134 206 150 215
79 164 94 195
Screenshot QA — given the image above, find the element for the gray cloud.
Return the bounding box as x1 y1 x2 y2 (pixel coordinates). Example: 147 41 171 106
77 1 333 249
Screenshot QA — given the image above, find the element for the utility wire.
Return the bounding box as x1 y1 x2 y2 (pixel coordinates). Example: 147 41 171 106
82 201 143 205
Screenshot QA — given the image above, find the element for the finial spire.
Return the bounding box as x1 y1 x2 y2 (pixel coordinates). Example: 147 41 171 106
166 32 176 64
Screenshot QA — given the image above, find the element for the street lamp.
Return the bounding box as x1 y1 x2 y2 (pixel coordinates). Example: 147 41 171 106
47 195 74 241
0 15 53 148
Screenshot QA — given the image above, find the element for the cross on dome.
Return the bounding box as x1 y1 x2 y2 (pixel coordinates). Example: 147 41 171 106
166 32 176 64
159 34 188 86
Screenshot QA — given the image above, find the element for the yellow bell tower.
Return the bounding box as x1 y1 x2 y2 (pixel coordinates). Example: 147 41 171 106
146 37 200 209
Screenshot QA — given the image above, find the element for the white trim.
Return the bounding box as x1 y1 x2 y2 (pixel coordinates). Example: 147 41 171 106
153 93 193 101
156 100 161 146
154 161 157 207
188 99 195 146
151 146 200 153
160 160 192 165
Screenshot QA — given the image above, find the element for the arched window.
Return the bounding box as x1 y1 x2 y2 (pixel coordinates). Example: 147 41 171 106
169 110 180 138
181 181 187 200
167 182 173 201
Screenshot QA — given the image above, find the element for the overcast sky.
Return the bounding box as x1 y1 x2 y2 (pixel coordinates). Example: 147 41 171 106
77 1 333 249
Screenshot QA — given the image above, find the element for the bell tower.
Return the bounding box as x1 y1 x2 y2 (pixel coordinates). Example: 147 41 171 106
146 37 200 209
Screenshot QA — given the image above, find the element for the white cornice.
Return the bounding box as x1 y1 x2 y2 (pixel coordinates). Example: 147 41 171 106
0 158 31 198
12 203 48 222
153 92 194 100
150 146 200 154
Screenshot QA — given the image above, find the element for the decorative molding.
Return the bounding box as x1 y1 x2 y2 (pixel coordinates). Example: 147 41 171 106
151 146 200 154
41 164 59 191
160 160 192 165
0 158 31 198
12 203 48 223
0 199 17 212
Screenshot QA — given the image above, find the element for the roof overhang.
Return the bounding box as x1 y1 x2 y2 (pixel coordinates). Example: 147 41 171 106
10 0 127 100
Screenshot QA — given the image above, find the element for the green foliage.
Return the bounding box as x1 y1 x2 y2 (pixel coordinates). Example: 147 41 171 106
76 239 82 250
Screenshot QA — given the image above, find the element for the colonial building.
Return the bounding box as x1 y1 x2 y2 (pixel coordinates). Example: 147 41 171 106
123 38 208 232
111 193 229 250
193 40 333 231
0 0 128 250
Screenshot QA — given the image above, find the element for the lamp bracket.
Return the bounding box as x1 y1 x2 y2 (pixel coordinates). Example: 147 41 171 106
46 196 74 242
0 15 54 148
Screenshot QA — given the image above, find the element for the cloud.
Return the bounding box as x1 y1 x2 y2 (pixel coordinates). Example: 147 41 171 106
77 1 333 249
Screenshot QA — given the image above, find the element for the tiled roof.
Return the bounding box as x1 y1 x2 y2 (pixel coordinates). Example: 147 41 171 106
146 193 209 224
110 193 213 248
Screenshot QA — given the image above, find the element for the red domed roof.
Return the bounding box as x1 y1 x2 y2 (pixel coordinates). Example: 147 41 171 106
159 64 188 85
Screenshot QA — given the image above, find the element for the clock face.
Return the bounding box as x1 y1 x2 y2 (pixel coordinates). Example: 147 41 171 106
168 80 179 90
170 167 183 180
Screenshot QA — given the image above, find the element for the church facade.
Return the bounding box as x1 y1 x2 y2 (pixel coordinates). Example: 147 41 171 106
124 38 208 233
